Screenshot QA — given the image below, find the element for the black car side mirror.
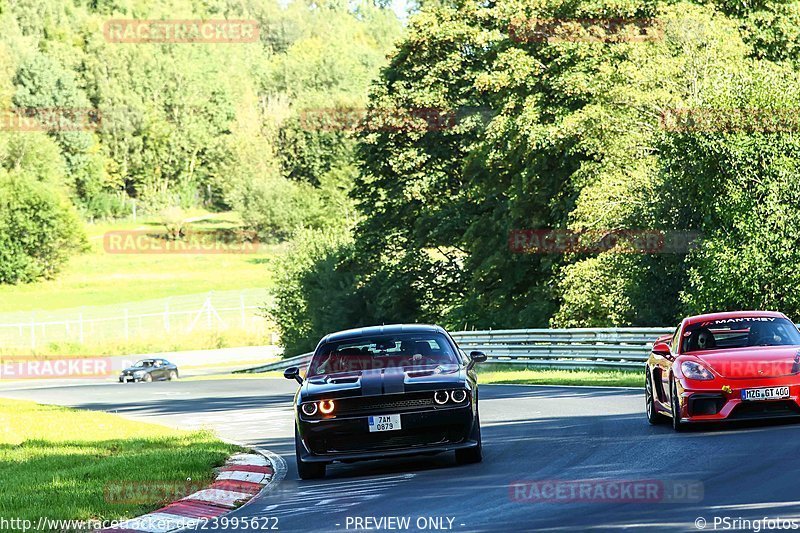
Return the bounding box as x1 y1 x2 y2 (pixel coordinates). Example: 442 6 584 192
467 351 487 370
284 366 303 384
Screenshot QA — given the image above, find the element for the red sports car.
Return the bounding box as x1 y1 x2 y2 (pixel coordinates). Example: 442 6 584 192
645 311 800 430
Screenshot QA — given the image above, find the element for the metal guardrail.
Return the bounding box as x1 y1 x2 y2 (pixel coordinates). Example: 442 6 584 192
242 327 673 373
245 352 312 373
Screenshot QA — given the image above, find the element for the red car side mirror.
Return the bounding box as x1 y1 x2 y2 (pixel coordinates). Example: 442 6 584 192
652 342 671 356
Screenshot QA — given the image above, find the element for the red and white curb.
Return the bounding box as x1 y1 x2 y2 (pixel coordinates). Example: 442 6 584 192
101 451 280 533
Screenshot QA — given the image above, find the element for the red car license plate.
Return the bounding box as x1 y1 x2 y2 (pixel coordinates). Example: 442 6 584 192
741 387 790 401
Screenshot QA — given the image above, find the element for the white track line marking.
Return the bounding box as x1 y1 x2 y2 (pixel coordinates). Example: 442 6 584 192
217 470 266 483
183 488 252 508
227 453 269 466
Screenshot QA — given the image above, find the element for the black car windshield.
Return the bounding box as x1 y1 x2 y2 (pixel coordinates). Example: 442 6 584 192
309 333 459 376
134 360 154 367
682 317 800 352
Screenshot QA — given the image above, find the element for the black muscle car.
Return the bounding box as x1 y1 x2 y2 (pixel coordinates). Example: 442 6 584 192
284 324 486 479
119 358 179 383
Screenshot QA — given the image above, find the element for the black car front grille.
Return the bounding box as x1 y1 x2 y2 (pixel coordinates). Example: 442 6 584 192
316 429 461 454
730 400 800 420
334 392 453 416
688 394 726 416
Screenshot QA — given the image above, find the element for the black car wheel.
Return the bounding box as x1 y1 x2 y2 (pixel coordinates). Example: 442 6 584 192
295 427 326 480
455 413 482 465
645 371 666 425
143 373 153 383
670 377 686 432
168 370 178 381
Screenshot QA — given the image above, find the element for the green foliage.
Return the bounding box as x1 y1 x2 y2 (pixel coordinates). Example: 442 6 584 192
272 0 800 343
0 0 402 285
0 0 402 213
12 52 109 209
272 223 436 356
271 228 359 355
740 2 800 61
233 176 321 242
277 115 357 187
0 175 85 284
675 73 800 314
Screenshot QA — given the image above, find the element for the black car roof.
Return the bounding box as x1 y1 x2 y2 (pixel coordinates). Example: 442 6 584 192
320 324 447 345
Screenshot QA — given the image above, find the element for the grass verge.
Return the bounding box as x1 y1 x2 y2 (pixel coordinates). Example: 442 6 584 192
476 365 643 387
1 329 275 358
184 371 285 381
0 398 238 524
217 365 643 388
0 211 283 313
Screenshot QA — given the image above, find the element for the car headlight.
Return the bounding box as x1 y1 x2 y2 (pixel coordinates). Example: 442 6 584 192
450 389 468 403
133 370 145 377
681 361 714 380
434 390 449 405
319 400 335 414
301 402 318 416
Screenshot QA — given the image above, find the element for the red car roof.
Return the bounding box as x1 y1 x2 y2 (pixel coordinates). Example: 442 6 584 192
684 310 786 325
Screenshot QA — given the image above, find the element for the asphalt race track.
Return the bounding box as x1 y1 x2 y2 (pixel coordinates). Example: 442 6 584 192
5 379 800 532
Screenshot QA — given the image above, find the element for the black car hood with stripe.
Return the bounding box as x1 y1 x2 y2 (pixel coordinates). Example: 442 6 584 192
300 365 467 401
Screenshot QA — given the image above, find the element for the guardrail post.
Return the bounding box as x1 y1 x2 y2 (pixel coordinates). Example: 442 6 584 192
240 293 247 329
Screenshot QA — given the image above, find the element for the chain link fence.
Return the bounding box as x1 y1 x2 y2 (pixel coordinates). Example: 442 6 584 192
0 289 274 349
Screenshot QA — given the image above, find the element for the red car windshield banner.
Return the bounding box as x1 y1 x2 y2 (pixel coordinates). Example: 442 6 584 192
699 317 777 327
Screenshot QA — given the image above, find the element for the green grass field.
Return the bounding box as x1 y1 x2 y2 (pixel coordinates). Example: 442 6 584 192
476 366 642 387
0 329 275 358
0 212 283 313
0 398 238 525
223 366 644 387
186 371 286 381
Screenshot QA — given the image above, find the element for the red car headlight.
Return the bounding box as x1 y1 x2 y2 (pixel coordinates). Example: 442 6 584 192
319 399 335 414
681 361 714 380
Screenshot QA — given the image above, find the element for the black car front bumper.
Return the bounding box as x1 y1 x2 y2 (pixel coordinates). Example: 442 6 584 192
296 404 479 463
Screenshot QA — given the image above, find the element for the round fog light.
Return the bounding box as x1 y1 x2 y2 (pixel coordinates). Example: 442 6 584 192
434 390 449 405
301 402 318 416
450 389 468 403
319 399 335 414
